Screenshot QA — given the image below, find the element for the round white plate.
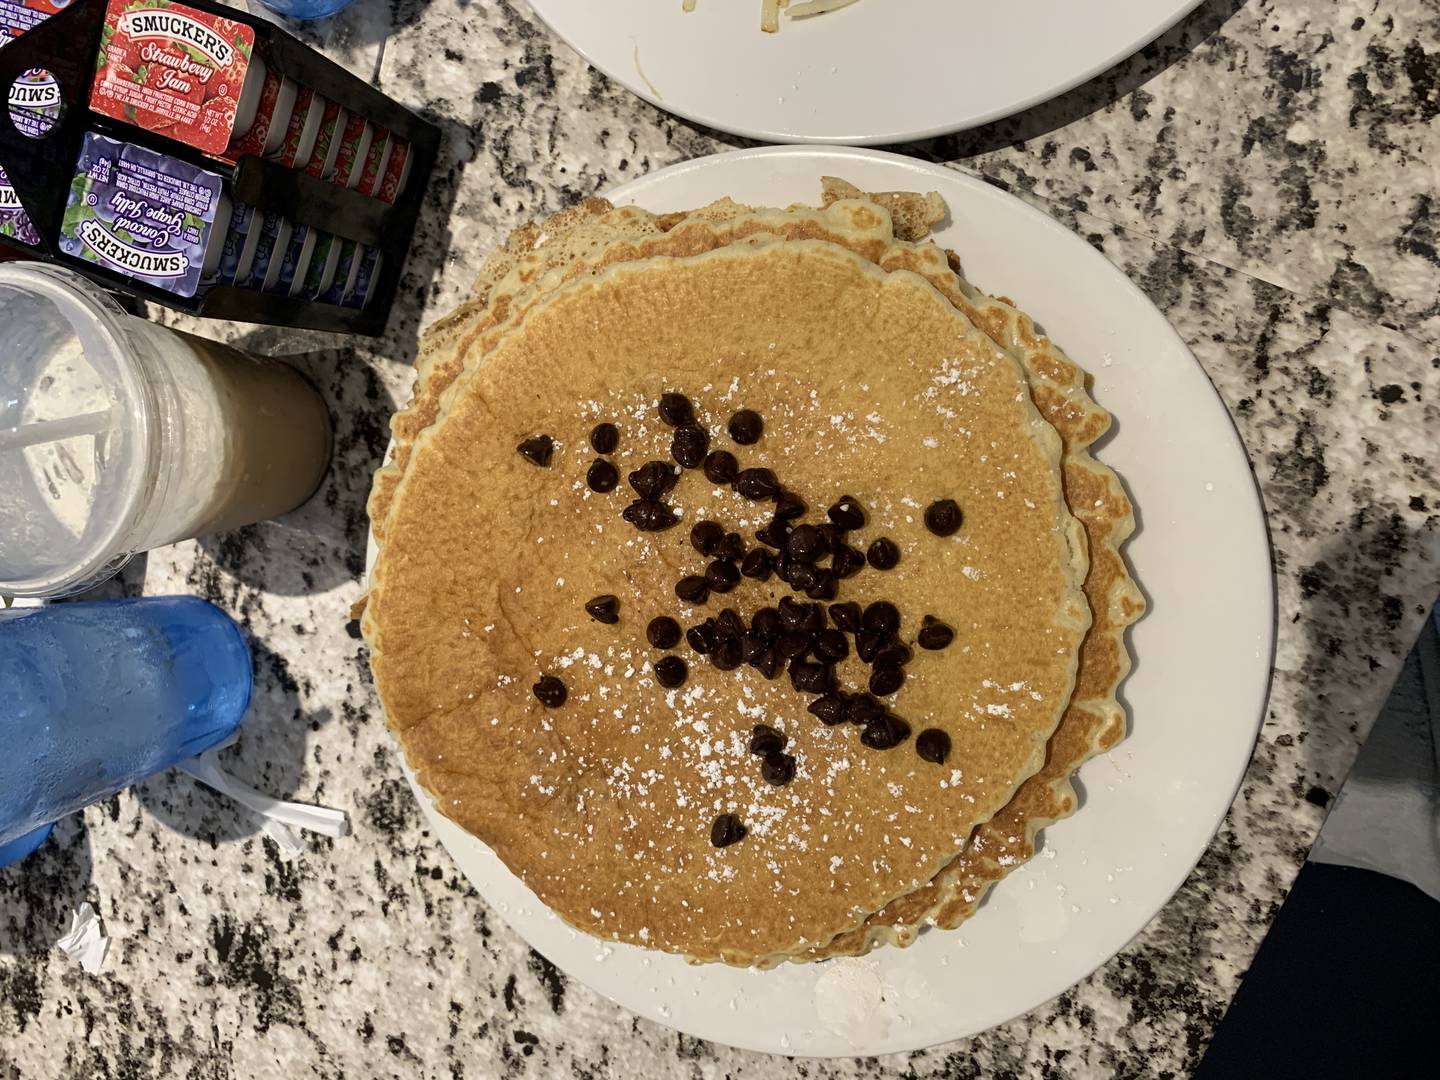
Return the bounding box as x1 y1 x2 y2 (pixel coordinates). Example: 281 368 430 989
373 147 1273 1056
527 0 1205 144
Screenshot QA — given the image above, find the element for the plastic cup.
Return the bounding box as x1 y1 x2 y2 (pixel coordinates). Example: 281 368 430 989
0 264 333 598
0 597 252 863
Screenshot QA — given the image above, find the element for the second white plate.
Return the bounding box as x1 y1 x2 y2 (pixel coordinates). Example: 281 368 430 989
380 147 1272 1056
527 0 1206 144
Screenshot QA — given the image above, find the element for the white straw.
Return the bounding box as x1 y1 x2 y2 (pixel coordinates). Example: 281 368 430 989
180 750 349 839
0 409 113 452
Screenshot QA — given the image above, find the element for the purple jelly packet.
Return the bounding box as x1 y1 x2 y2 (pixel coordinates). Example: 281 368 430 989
266 221 314 296
0 164 40 246
205 200 254 286
341 245 382 309
59 132 226 298
318 237 357 305
297 231 339 299
244 210 291 293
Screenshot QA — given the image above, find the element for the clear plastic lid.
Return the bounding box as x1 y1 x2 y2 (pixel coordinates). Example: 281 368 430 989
0 265 153 597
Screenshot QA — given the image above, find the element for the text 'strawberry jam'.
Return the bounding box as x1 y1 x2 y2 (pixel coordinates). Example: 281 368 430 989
59 132 229 298
90 0 261 156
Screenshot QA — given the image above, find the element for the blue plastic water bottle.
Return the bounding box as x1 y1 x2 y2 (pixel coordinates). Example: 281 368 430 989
0 597 253 864
255 0 356 20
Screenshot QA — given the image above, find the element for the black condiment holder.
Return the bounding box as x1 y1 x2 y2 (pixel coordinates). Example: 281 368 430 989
0 0 439 335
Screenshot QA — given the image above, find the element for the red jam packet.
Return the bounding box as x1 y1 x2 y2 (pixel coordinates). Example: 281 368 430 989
89 0 257 156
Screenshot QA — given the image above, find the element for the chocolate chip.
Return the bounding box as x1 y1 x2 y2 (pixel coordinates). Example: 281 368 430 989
761 751 796 787
855 630 886 664
778 597 812 632
789 660 833 694
776 631 812 661
629 460 677 499
710 635 743 671
872 641 913 668
786 524 826 564
916 728 951 764
647 616 681 649
832 544 866 579
718 532 746 561
755 519 791 549
749 724 786 755
866 537 900 570
716 608 745 639
622 499 679 531
532 675 566 708
846 694 885 725
741 549 774 581
517 435 557 468
585 595 619 624
706 559 740 593
710 813 746 848
814 629 849 663
654 655 688 688
735 468 780 500
924 499 963 536
869 665 904 696
728 409 763 444
783 560 820 591
702 450 739 484
808 693 850 726
861 713 911 750
804 570 838 601
671 423 709 468
686 621 715 654
862 601 900 635
828 602 862 633
589 422 618 454
587 459 619 492
742 632 770 664
691 520 724 556
676 576 709 603
750 607 781 640
750 646 780 678
918 616 955 650
658 392 693 426
774 492 807 520
827 496 866 530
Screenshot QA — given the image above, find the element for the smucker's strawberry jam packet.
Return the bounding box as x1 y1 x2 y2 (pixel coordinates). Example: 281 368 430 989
59 131 227 297
90 0 258 156
303 99 344 178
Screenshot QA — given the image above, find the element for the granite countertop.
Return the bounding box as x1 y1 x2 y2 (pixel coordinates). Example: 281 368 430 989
3 0 1438 1075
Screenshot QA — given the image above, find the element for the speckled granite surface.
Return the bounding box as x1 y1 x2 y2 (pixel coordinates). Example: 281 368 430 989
3 0 1438 1076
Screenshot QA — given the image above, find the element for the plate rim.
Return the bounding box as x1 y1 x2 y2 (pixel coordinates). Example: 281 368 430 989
369 145 1275 1056
524 0 1209 145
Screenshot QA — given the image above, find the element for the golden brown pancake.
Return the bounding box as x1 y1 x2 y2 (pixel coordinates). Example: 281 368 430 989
365 239 1090 964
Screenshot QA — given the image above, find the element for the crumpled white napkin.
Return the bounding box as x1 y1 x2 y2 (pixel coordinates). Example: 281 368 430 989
179 749 349 857
56 902 109 974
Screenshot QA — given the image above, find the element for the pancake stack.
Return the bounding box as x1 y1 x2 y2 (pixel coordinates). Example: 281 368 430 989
362 183 1143 966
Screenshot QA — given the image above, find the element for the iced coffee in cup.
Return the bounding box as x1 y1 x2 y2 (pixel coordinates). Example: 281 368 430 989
0 263 332 598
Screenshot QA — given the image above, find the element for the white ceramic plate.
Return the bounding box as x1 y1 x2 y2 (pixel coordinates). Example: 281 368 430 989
526 0 1205 144
372 147 1273 1056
